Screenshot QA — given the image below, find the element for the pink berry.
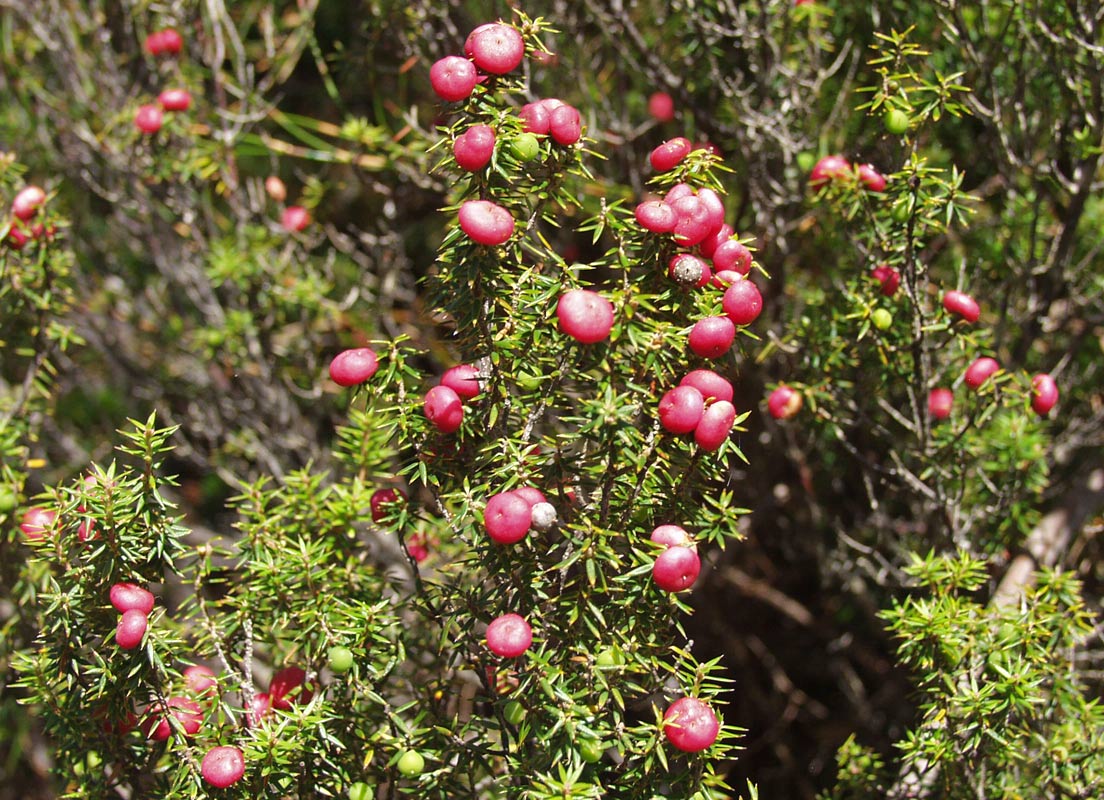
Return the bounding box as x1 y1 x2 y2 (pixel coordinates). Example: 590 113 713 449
183 665 219 697
667 253 707 288
408 543 430 563
12 186 46 221
143 696 203 741
116 609 149 650
486 613 533 658
157 88 192 112
809 154 851 187
722 280 763 326
281 205 311 232
329 347 379 387
519 102 551 134
650 525 693 549
265 175 287 202
664 183 695 205
1031 373 1058 416
652 545 701 592
658 385 705 434
670 195 714 247
694 400 736 451
424 385 464 433
663 697 719 752
943 290 980 323
549 105 582 146
928 387 954 420
964 357 1000 390
872 265 900 297
857 163 887 192
454 125 496 171
458 200 514 246
465 23 525 75
648 91 675 122
110 582 155 615
688 316 736 359
441 364 481 400
710 270 743 289
158 28 183 54
711 239 753 275
699 223 734 259
680 370 734 404
20 506 57 541
695 188 726 235
512 487 547 508
634 200 677 233
134 104 163 134
201 745 245 788
649 137 692 172
370 488 407 523
557 289 614 344
484 491 532 544
270 666 313 710
429 56 478 103
768 385 803 420
247 692 271 726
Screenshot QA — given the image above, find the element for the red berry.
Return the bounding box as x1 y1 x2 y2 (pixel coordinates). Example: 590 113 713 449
110 582 155 615
486 613 533 657
928 387 954 420
484 491 532 544
454 124 496 171
943 290 980 323
557 289 614 344
408 543 430 563
664 183 694 204
549 105 582 146
809 154 851 187
650 137 692 172
964 357 1000 390
329 347 379 386
158 28 183 54
281 205 311 232
157 88 192 112
652 545 701 592
519 102 551 134
857 163 887 192
247 692 271 726
441 364 481 400
658 386 705 434
116 609 149 650
768 385 803 420
12 186 46 221
650 525 693 549
699 223 733 259
648 91 675 122
458 200 514 246
143 696 203 741
670 195 714 247
134 104 163 134
20 506 57 541
1031 373 1058 416
370 488 407 523
711 239 753 275
201 745 245 788
688 316 736 359
710 269 743 289
680 370 734 404
512 487 548 508
663 696 719 752
430 56 478 103
6 225 29 250
424 385 464 433
871 265 900 297
694 400 736 451
183 665 219 697
270 666 314 710
696 188 726 235
722 280 763 326
465 23 525 74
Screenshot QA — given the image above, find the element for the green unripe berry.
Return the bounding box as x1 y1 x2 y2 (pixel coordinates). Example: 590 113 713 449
503 700 526 725
871 309 893 330
884 108 910 135
796 151 816 173
348 782 371 800
579 738 604 763
511 133 541 162
0 486 16 513
328 645 354 673
396 750 425 777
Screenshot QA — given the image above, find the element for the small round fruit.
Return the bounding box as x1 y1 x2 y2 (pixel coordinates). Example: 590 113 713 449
648 91 675 122
663 697 719 753
579 738 604 763
809 154 851 187
768 385 803 420
265 175 287 202
429 56 478 102
396 749 425 777
884 108 910 135
510 132 540 161
12 186 46 221
328 646 355 674
143 696 203 741
486 613 533 657
668 253 706 287
484 491 532 544
453 124 496 171
466 23 524 74
424 385 464 433
529 501 557 532
670 195 714 247
134 104 163 134
688 316 736 359
157 28 183 54
549 105 582 146
658 385 705 435
441 364 481 400
201 745 245 788
651 525 692 549
329 347 379 387
652 546 701 592
694 400 736 451
928 387 954 420
519 102 551 134
503 700 527 725
370 488 406 523
458 200 514 246
348 782 372 800
679 370 734 404
722 280 763 326
1031 373 1058 416
110 582 155 615
557 289 614 344
964 357 1000 390
281 205 310 232
248 692 272 726
183 665 219 696
512 487 548 507
871 265 900 297
857 164 887 192
116 609 149 650
711 239 753 275
270 666 314 710
595 647 624 667
650 137 692 172
871 308 893 330
943 290 980 323
634 200 677 233
157 88 192 112
20 506 57 540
